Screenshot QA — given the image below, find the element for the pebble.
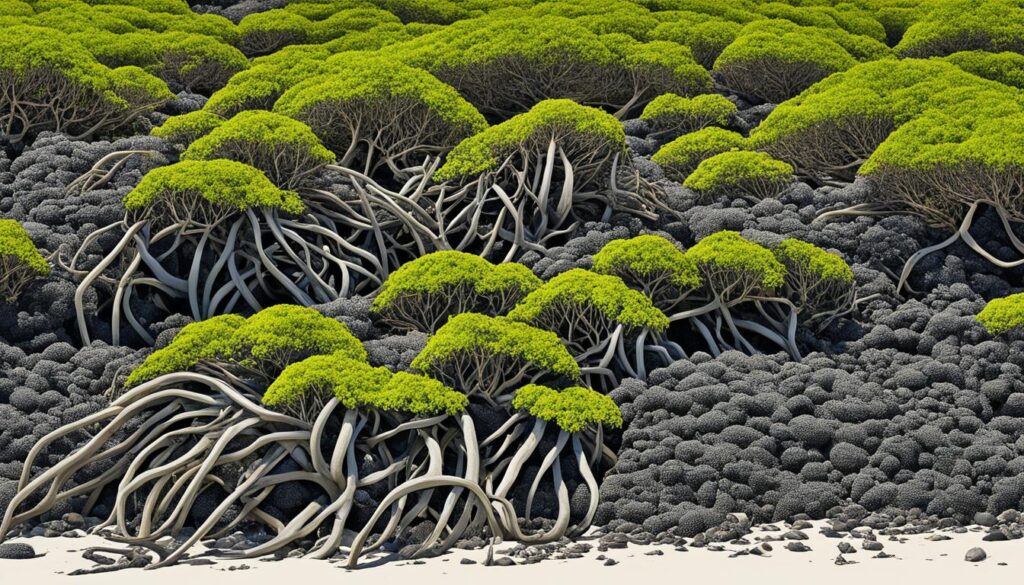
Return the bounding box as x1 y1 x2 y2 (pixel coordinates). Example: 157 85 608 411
460 558 476 565
603 559 618 566
782 530 808 540
835 555 856 566
837 542 856 554
492 556 516 566
644 549 664 556
965 548 987 562
982 531 1008 542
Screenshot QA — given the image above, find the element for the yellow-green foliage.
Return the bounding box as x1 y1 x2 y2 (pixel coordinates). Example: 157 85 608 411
713 19 861 103
122 160 304 218
372 251 541 331
748 58 1015 181
651 13 744 69
374 0 475 24
182 110 335 189
274 55 487 168
895 0 1024 57
228 305 367 377
773 238 854 285
411 313 581 382
154 31 249 94
0 25 172 141
508 268 670 333
640 93 737 134
977 293 1024 335
263 354 391 415
651 127 747 181
237 10 313 56
683 150 794 201
312 8 402 43
125 314 246 388
512 384 623 432
944 50 1024 89
685 231 786 298
435 99 625 181
370 372 467 416
151 110 226 146
203 45 333 117
589 235 700 295
0 219 50 302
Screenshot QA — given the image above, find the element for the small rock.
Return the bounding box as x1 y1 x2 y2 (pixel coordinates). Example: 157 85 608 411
63 513 85 528
782 530 808 540
873 552 895 559
786 542 811 552
493 556 516 566
835 555 857 566
761 543 773 552
862 540 884 551
603 559 618 566
460 558 477 565
0 543 36 560
645 549 664 556
983 532 1008 542
974 512 997 527
927 534 952 541
965 548 987 563
838 542 856 554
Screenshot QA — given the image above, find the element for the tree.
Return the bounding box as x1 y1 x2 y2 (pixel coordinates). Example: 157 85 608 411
237 10 313 57
650 12 744 69
749 59 995 182
228 305 366 378
74 160 389 346
713 20 860 103
640 93 737 138
274 55 487 177
371 251 540 333
772 238 856 324
183 110 336 190
410 312 580 402
0 25 172 143
155 31 249 95
683 150 795 202
262 353 392 421
124 314 247 388
592 234 700 311
651 127 747 181
895 0 1024 57
0 220 50 303
508 268 669 382
203 45 334 117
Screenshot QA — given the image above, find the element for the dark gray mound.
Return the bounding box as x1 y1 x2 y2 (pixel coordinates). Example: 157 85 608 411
598 283 1024 535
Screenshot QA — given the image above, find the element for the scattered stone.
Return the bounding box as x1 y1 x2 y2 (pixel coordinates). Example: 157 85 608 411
835 555 857 566
782 530 808 540
838 542 856 554
965 548 987 563
873 552 895 559
785 542 811 552
603 558 618 566
927 534 952 541
761 543 773 552
983 532 1008 542
460 558 476 565
645 549 664 556
492 556 516 566
0 543 37 560
862 540 884 551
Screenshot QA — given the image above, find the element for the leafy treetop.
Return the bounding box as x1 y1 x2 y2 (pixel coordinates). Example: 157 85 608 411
508 268 670 332
772 238 854 284
262 353 392 411
228 305 367 377
511 384 623 432
684 231 787 292
122 160 304 215
435 99 625 180
369 371 468 416
125 314 246 388
593 235 701 290
410 312 581 380
0 219 50 276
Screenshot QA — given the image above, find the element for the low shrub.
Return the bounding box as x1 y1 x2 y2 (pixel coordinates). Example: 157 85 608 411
651 127 747 181
0 220 50 303
683 150 794 202
640 93 737 136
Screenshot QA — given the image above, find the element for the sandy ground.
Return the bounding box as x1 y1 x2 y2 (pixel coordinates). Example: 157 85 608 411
2 521 1022 585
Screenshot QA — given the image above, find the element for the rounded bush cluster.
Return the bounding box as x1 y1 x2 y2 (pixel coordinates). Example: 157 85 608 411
683 150 795 202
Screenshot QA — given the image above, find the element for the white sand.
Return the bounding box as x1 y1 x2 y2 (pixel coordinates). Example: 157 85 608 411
2 521 1022 585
